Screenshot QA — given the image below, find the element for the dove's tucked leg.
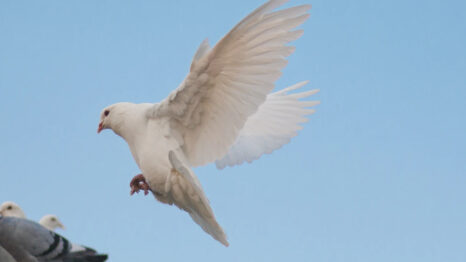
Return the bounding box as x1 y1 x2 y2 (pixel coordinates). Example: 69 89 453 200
130 174 150 195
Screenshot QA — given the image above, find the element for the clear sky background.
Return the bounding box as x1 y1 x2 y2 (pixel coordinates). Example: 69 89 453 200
1 0 465 261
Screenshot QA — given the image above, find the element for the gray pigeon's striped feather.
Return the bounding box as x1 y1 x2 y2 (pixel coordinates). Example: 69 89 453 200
0 216 107 262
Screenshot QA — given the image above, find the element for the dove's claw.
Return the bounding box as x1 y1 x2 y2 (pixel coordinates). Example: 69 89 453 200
129 174 150 196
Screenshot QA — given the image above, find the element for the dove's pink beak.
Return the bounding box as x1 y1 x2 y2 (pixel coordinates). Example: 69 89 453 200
97 122 103 134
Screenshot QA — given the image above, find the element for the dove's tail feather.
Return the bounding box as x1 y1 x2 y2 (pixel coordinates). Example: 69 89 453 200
167 151 229 246
189 210 229 247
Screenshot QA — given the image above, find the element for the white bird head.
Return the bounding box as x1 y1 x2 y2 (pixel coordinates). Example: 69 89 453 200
0 201 26 218
97 102 132 135
39 214 66 231
98 102 152 138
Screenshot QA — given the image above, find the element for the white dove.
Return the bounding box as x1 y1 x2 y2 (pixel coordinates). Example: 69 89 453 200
0 201 26 218
39 215 66 231
0 202 65 231
97 0 318 246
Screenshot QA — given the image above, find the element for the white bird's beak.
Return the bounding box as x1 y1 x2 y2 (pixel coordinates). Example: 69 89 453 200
97 122 104 134
59 223 66 230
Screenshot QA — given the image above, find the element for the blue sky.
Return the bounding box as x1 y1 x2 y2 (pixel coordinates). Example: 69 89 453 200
1 0 465 261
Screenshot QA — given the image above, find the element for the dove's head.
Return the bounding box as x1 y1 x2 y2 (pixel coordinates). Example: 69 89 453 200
39 214 66 231
98 102 132 135
97 102 154 140
0 201 26 218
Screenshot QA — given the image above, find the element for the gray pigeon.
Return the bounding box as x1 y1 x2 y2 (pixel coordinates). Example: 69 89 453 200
0 216 108 262
0 245 16 262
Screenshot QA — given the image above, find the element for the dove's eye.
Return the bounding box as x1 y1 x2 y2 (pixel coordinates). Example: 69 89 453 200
6 206 12 210
51 218 56 221
104 110 110 117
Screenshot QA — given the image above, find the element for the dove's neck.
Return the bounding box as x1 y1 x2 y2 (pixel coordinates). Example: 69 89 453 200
40 221 54 230
5 210 25 218
110 103 152 145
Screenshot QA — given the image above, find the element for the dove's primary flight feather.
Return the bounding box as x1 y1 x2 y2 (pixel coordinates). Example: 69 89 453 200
98 0 317 246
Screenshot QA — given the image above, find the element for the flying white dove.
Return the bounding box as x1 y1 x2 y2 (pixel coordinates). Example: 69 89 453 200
98 0 318 246
0 202 66 231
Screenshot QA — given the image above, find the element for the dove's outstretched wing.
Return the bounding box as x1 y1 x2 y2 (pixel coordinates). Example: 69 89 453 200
215 81 319 169
163 151 228 246
153 0 311 166
0 217 108 262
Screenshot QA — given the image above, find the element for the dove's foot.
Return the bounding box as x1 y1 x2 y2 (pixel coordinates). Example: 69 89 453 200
130 174 150 196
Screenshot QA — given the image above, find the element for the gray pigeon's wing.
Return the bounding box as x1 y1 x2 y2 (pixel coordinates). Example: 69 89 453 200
0 217 108 262
0 216 70 261
0 245 16 262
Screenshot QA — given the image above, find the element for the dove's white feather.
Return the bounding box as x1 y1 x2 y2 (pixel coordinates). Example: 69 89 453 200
191 38 211 69
154 0 311 166
215 81 319 169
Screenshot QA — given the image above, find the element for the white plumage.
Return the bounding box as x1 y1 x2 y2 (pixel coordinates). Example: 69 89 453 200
216 81 319 169
39 215 66 231
98 0 317 246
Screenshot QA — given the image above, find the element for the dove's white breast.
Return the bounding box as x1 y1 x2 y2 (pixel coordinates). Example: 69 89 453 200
128 116 182 194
